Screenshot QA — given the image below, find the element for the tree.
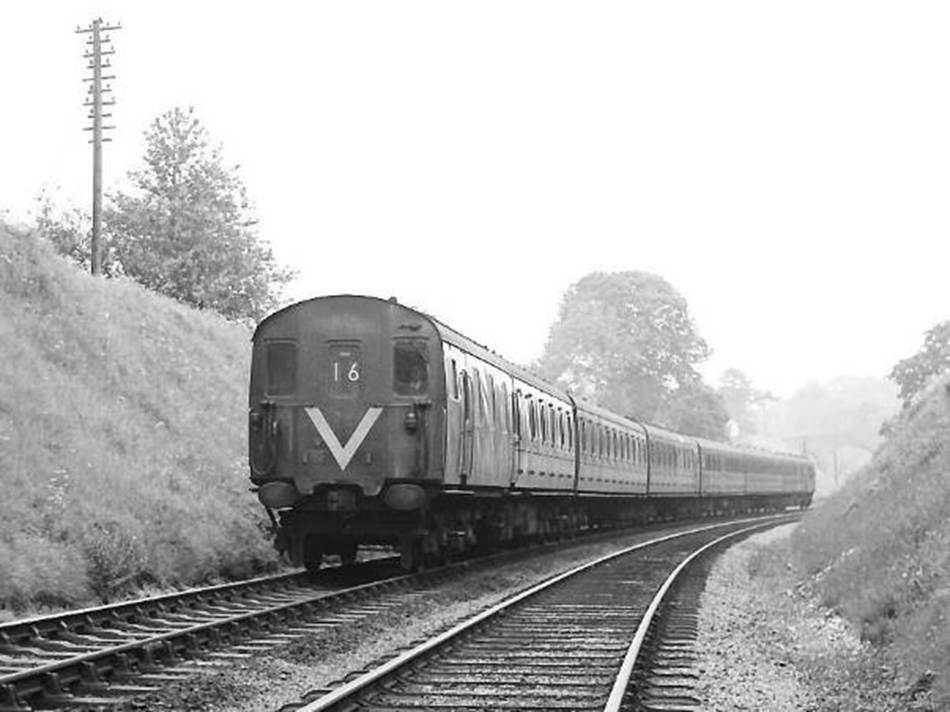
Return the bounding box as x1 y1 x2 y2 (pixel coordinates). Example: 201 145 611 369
35 190 122 276
717 368 774 439
890 320 950 408
105 107 293 321
656 381 730 440
34 109 293 322
538 271 728 439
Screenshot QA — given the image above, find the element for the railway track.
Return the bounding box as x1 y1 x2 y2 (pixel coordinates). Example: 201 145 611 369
280 514 795 712
0 559 401 711
618 546 716 712
0 513 792 711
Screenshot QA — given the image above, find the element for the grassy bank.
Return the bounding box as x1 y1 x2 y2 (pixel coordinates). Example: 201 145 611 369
0 223 276 614
781 372 950 706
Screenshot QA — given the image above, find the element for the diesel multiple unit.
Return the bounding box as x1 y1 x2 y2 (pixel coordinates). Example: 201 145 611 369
249 295 814 570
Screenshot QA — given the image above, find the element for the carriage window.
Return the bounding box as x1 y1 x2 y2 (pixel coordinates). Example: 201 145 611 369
512 391 522 437
265 341 296 396
328 343 360 398
479 376 492 424
500 384 509 430
394 339 428 395
472 373 482 422
461 372 472 422
489 377 498 423
450 360 459 399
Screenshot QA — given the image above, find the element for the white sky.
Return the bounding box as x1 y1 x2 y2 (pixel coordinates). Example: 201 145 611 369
2 1 948 396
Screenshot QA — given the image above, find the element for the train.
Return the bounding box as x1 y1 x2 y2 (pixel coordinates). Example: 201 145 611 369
248 295 814 571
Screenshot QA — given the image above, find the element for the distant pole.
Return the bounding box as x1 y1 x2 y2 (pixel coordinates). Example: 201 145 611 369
76 18 120 276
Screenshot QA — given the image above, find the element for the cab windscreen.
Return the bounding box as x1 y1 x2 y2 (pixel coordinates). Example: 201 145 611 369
265 341 296 396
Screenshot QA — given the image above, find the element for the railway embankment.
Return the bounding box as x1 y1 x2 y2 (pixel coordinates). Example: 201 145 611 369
701 373 950 710
0 223 277 615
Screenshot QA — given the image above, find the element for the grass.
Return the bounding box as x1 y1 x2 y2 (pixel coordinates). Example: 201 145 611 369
779 371 950 707
0 223 277 614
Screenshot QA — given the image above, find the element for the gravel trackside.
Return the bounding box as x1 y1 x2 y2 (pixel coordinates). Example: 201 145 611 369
131 524 703 712
696 524 934 712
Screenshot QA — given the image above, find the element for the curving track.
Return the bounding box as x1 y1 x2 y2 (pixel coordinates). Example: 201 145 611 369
0 514 792 711
280 514 796 712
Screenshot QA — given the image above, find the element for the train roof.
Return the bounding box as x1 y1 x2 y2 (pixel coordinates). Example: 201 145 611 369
426 308 570 403
574 399 647 433
639 421 698 446
256 296 811 465
692 435 811 463
256 295 571 402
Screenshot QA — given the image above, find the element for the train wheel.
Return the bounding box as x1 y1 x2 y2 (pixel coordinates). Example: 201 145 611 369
303 535 323 575
423 529 447 568
339 542 358 567
304 554 323 574
399 535 423 572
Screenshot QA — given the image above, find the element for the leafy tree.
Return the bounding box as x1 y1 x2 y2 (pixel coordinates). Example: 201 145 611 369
538 271 728 439
106 107 293 321
717 367 774 439
35 109 293 322
890 320 950 408
656 381 730 440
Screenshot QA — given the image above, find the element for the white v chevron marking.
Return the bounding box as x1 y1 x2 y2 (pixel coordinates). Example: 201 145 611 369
305 407 383 471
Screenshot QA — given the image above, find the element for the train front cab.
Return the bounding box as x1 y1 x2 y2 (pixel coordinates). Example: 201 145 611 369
248 296 446 569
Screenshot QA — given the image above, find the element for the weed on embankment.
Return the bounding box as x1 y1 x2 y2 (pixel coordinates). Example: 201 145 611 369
0 224 277 615
765 371 950 707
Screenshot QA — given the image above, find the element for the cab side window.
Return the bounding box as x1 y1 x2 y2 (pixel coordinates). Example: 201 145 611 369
394 339 428 395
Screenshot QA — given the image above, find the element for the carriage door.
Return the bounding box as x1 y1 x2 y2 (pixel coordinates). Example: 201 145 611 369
512 390 525 486
459 371 474 485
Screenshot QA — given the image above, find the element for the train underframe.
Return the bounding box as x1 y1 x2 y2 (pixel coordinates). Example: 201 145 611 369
271 481 812 572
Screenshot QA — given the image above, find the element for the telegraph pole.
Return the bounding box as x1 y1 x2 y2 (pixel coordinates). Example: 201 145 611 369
76 18 120 276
